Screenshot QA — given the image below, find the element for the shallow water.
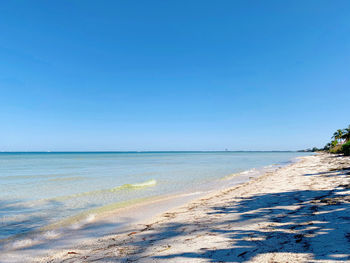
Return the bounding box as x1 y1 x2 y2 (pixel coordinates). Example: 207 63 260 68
0 151 310 240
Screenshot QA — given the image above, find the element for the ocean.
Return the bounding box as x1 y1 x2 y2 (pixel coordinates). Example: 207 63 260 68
0 151 310 243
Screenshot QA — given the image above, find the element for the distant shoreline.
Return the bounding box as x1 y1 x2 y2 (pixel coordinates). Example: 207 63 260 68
0 150 298 154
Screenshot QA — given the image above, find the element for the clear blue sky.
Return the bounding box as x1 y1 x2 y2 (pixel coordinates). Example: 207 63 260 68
0 1 349 151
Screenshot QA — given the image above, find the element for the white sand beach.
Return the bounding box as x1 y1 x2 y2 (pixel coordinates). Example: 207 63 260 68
33 153 350 263
2 1 349 262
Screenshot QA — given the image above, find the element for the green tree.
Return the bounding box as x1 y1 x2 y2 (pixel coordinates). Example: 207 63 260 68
341 125 350 142
324 142 331 151
331 140 338 147
341 141 350 156
332 129 344 144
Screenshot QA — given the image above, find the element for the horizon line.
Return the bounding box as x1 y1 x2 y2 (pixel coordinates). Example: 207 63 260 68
0 150 300 153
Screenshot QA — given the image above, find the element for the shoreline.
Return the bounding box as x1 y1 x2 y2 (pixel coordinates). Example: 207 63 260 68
0 155 303 262
0 152 304 244
33 153 350 262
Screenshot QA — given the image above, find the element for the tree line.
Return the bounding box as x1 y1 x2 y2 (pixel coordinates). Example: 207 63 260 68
300 124 350 156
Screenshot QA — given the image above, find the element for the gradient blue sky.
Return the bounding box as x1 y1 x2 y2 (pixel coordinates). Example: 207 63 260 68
1 1 349 151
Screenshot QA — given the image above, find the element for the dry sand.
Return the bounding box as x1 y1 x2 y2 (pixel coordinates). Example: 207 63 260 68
37 153 350 263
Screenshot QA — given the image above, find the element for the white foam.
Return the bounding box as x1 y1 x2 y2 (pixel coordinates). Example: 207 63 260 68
70 213 96 230
181 191 204 197
43 230 61 239
10 238 39 249
85 213 96 223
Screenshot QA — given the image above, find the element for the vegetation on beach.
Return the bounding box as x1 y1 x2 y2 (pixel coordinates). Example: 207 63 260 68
341 141 350 156
323 125 350 155
299 124 350 156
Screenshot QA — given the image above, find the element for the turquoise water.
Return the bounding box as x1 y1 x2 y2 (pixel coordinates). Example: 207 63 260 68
0 151 310 240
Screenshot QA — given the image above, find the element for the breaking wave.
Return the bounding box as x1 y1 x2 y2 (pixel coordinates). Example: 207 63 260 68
55 179 157 201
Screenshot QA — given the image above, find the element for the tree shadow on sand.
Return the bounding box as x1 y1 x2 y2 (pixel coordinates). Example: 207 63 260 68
102 168 350 262
163 189 350 262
